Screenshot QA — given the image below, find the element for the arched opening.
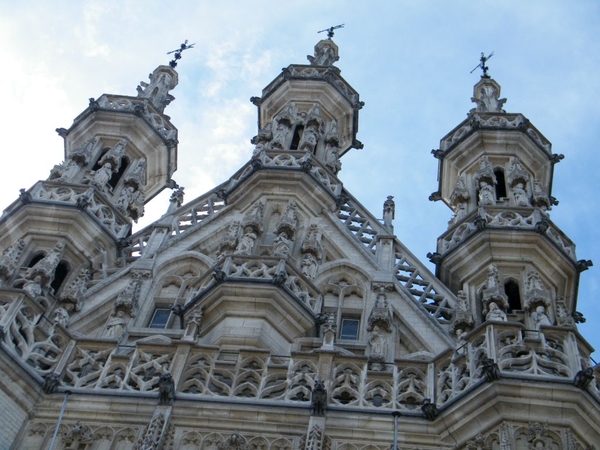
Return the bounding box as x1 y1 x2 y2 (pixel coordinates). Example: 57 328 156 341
51 261 70 294
494 169 507 200
108 156 129 190
27 253 46 268
290 125 304 150
504 280 522 311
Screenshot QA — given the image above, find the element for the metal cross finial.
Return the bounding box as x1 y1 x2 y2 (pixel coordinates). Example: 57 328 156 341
167 40 195 68
470 51 494 78
318 24 345 39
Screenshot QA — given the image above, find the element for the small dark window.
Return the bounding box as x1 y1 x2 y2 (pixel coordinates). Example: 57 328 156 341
505 280 522 310
290 125 304 150
340 318 360 340
50 261 70 294
108 156 129 190
149 308 171 329
27 253 45 268
494 169 507 200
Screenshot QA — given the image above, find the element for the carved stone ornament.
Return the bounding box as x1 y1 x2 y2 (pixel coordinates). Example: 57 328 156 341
555 297 575 327
0 238 26 280
136 65 178 113
114 279 142 316
383 195 395 230
368 326 388 370
523 269 551 311
63 421 94 447
450 290 473 333
275 201 299 238
450 173 471 206
466 433 492 450
320 312 336 348
158 372 175 405
99 139 127 172
26 239 67 287
218 220 240 257
42 372 60 394
301 224 323 258
532 179 551 210
367 287 392 332
134 412 168 450
240 200 265 234
507 156 530 187
124 159 147 190
217 431 250 450
421 398 439 421
307 39 340 67
311 380 327 416
470 78 506 114
481 264 508 313
59 267 90 312
474 155 496 186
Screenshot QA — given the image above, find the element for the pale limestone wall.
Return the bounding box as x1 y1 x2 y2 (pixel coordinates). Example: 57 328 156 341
0 386 28 449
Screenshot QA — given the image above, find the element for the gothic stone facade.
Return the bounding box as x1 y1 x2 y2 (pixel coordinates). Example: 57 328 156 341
0 40 598 450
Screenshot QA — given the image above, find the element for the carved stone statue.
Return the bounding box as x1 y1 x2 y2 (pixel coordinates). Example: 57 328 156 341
271 121 291 150
478 181 496 206
307 40 339 66
158 372 175 405
273 231 292 257
531 305 552 329
59 268 90 312
383 196 395 230
90 162 114 190
471 81 506 113
301 253 318 279
26 239 66 287
299 125 319 153
532 179 551 210
52 307 70 328
311 380 327 416
368 326 388 360
106 310 129 339
511 183 530 207
486 302 507 322
235 227 257 255
23 275 43 299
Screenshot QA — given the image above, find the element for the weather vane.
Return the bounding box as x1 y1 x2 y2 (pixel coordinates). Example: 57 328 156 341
470 51 494 78
167 40 195 68
318 24 345 39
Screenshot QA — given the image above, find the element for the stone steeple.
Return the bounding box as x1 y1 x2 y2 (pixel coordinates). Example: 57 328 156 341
430 75 591 331
250 38 363 176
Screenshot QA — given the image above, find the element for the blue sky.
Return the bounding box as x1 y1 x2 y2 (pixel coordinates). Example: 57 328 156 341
1 0 599 356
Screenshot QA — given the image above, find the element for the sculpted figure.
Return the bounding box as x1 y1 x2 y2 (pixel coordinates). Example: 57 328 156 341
235 227 257 255
478 181 496 206
23 275 43 299
53 307 70 328
531 305 552 329
301 253 318 278
511 183 530 206
91 163 113 190
299 125 319 153
485 302 507 322
273 232 292 257
106 311 128 339
368 326 388 359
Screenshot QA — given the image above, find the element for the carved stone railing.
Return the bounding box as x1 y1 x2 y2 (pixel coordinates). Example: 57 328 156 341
335 195 456 325
1 181 131 240
95 95 178 143
438 207 577 260
0 289 597 412
200 255 322 314
439 113 552 154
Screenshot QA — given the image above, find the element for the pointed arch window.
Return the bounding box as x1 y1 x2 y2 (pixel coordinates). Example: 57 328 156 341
290 125 304 150
494 169 507 200
51 261 70 294
504 279 522 311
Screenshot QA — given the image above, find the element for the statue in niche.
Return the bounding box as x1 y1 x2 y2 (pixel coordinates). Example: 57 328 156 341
531 305 552 329
301 253 318 278
511 182 530 207
299 125 319 153
26 240 66 286
273 231 292 257
235 227 257 255
106 310 128 339
52 307 70 328
324 143 341 173
368 326 388 359
449 201 468 226
485 264 501 290
478 181 496 206
90 162 114 190
485 302 507 322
